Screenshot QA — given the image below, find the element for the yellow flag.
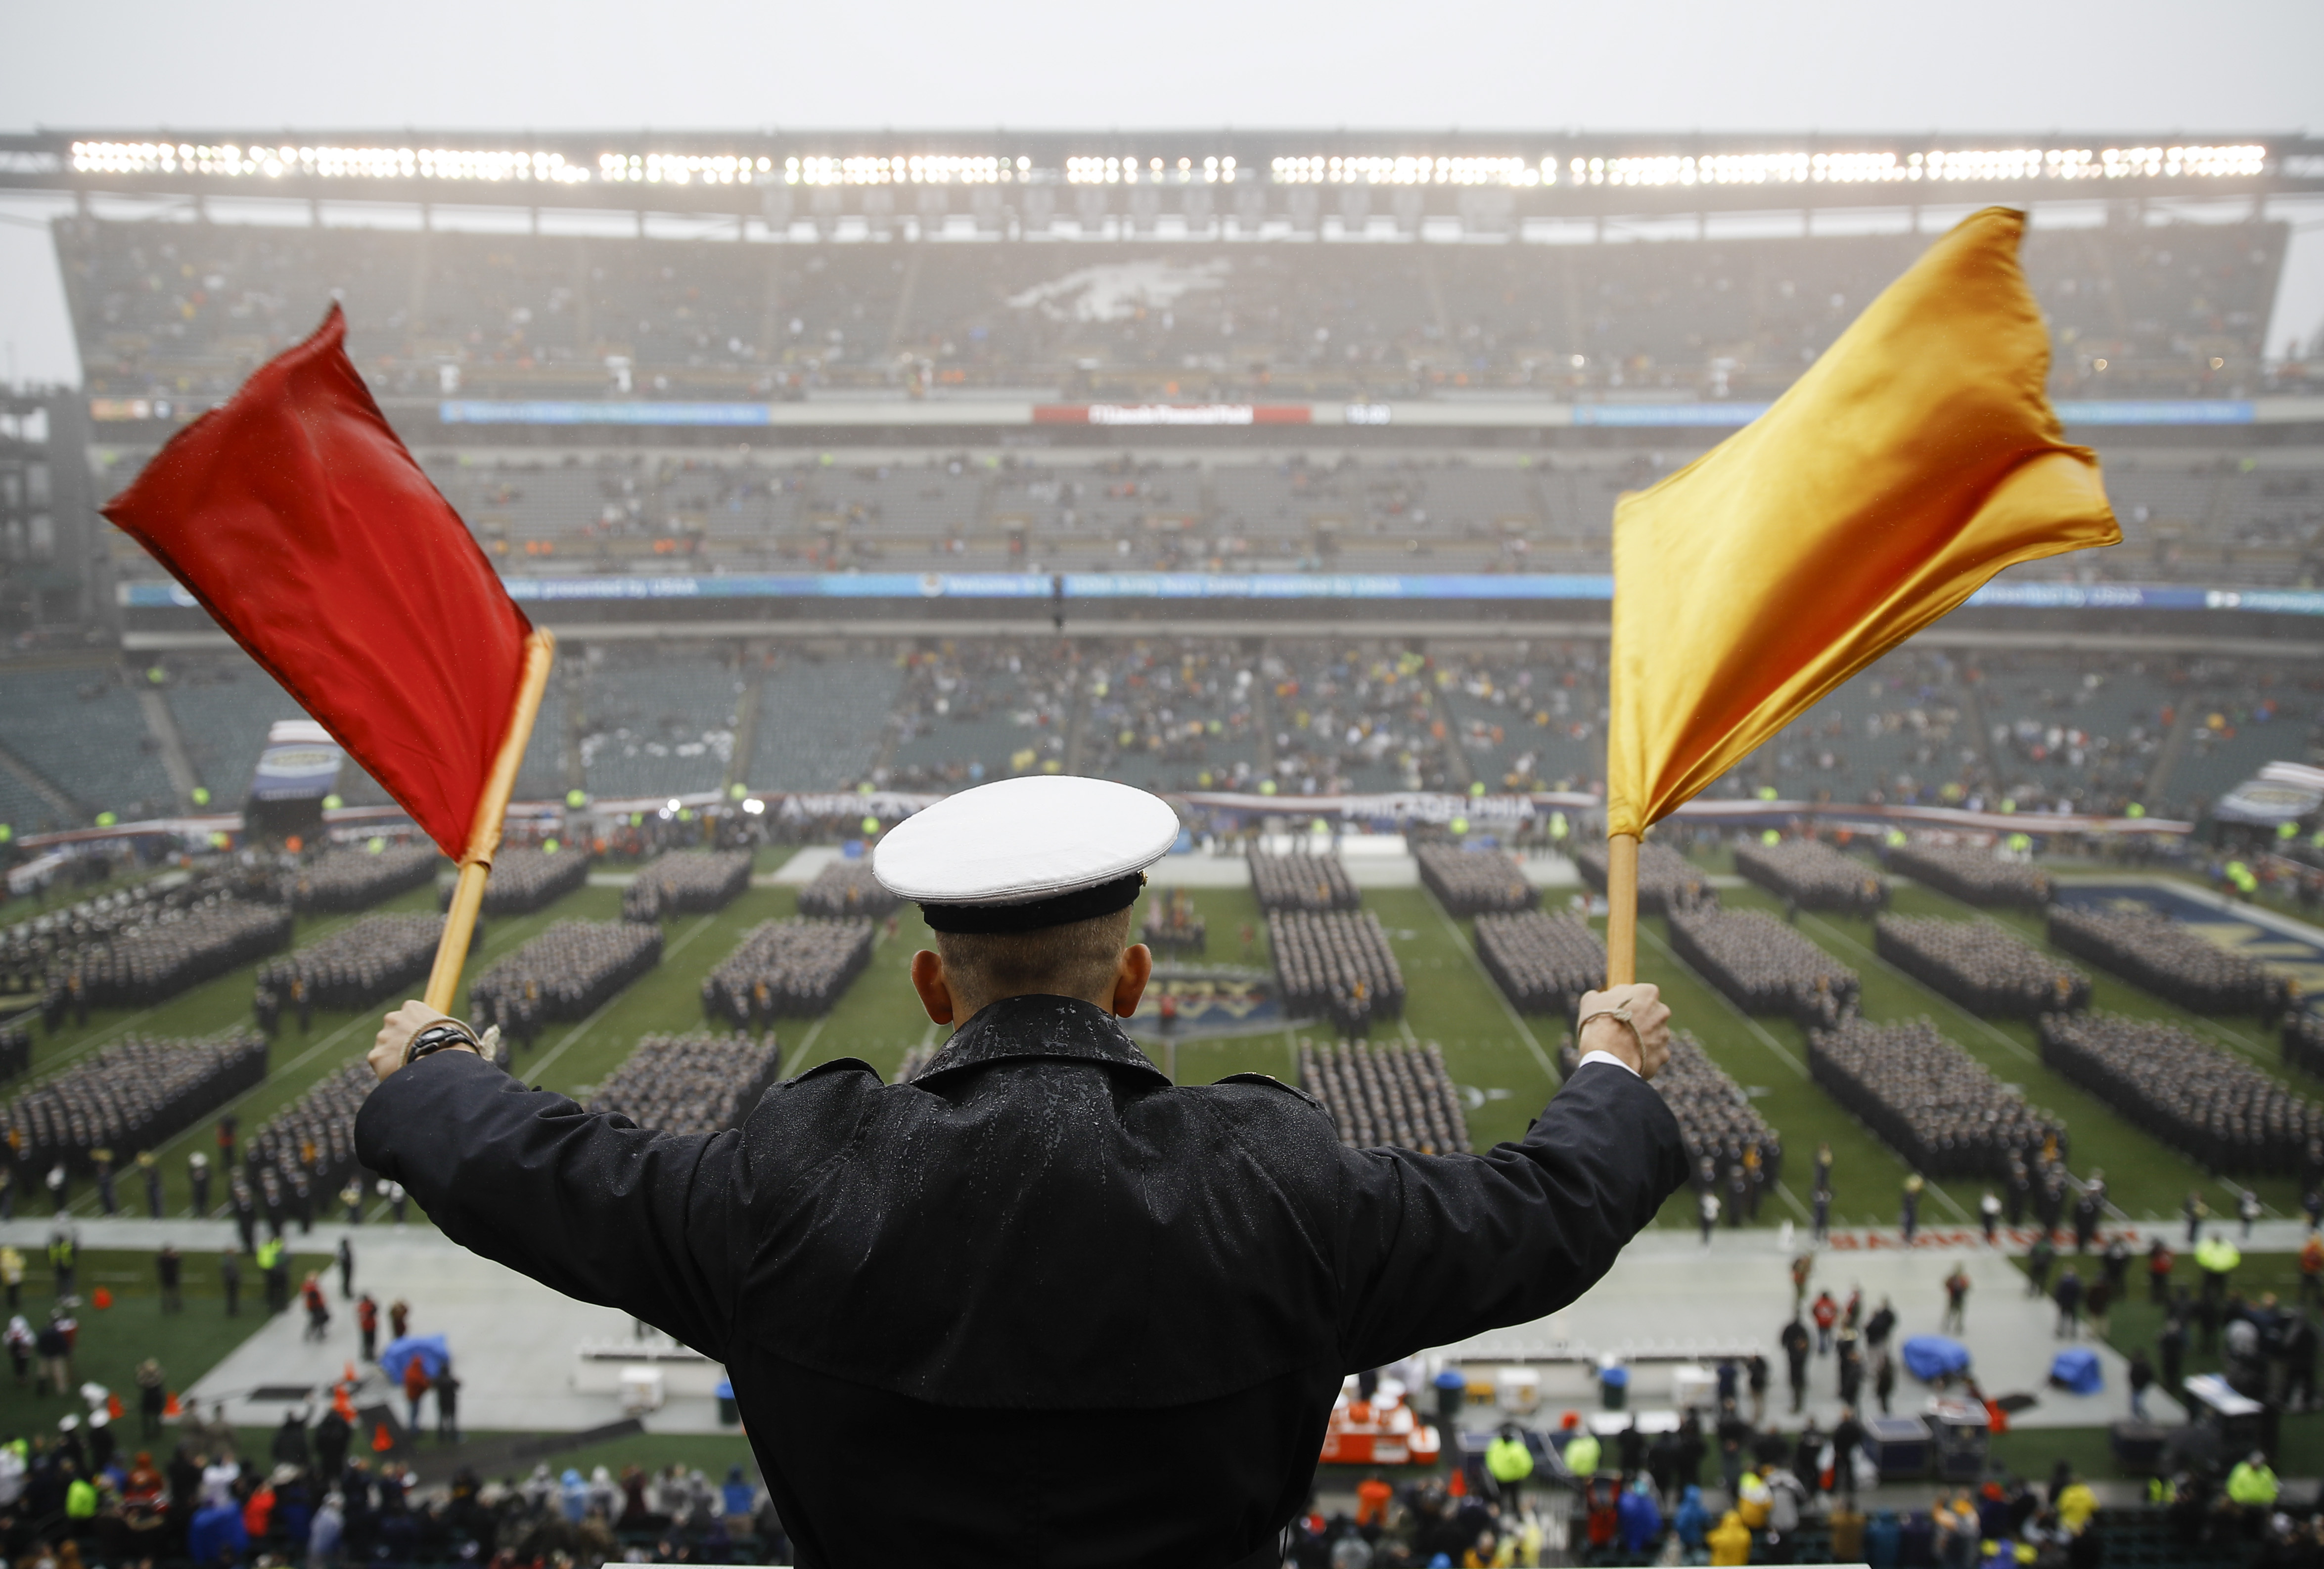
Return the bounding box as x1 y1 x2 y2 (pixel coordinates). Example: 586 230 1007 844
1605 207 2120 839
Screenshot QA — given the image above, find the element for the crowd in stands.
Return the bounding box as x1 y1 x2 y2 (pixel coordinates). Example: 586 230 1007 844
1270 908 1405 1036
1263 644 1460 796
1298 1041 1468 1154
591 1032 786 1137
1735 839 1889 914
885 641 1078 790
1882 844 2052 908
1558 1028 1782 1191
31 1408 793 1569
457 848 591 916
1075 641 1263 793
700 919 873 1026
1575 841 1713 914
0 1031 267 1174
1808 1017 2065 1179
2040 1013 2321 1175
1474 911 1604 1020
2048 905 2285 1017
1872 916 2092 1019
1667 909 1861 1028
793 860 899 920
1250 849 1362 913
1414 844 1535 916
621 851 753 923
253 913 456 1027
284 846 441 915
466 921 663 1041
61 214 2284 408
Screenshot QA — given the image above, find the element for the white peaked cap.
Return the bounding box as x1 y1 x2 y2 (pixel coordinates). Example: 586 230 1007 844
873 776 1180 928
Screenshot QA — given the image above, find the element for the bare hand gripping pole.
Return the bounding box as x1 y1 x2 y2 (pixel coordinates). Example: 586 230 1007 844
424 628 557 1012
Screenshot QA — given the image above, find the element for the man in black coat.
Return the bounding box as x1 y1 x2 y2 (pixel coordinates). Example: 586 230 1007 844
355 777 1689 1569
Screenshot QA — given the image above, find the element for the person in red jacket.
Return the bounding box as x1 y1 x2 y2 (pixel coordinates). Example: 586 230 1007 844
1811 1290 1839 1354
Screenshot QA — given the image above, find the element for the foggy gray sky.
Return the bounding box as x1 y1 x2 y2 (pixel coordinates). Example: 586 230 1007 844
3 0 2320 384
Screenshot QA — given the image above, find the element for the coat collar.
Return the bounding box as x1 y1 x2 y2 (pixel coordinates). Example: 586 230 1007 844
911 993 1170 1088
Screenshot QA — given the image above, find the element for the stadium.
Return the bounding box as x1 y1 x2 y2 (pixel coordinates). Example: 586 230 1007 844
2 122 2324 1563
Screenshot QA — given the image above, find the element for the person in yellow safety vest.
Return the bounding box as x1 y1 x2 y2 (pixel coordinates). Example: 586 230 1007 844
1486 1425 1534 1513
1736 1468 1771 1529
2228 1451 2280 1510
254 1236 288 1314
1708 1509 1753 1566
2147 1475 2178 1506
65 1473 97 1522
1561 1423 1601 1479
2055 1477 2097 1534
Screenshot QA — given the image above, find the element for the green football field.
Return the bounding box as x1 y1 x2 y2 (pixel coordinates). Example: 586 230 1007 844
8 842 2310 1231
3 837 2318 1477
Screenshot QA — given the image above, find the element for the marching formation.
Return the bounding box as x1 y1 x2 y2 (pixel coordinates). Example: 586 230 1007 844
1735 838 1891 913
1575 839 1713 913
1413 843 1536 916
466 920 664 1039
453 846 592 916
1475 910 1607 1020
49 899 291 1017
700 918 874 1026
2048 904 2284 1017
2040 1012 2322 1175
285 845 442 914
1807 1016 2066 1178
1873 915 2092 1018
1138 886 1208 956
0 1031 268 1173
1269 908 1406 1036
1249 848 1362 913
1298 1039 1469 1154
794 859 900 920
1667 908 1862 1028
243 1060 376 1209
621 850 754 923
1883 843 2052 908
590 1031 786 1137
1558 1028 1782 1190
253 913 458 1027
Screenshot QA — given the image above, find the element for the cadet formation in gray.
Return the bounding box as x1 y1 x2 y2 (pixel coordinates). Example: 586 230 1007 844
285 845 441 914
1874 915 2093 1018
590 1031 786 1137
1248 848 1362 913
2049 904 2286 1017
1297 1040 1470 1155
1474 909 1607 1020
621 850 754 923
1736 837 1893 914
1413 843 1536 917
1267 907 1406 1037
701 918 874 1027
2040 1013 2322 1177
1882 842 2054 908
1808 1016 2067 1179
1668 907 1863 1027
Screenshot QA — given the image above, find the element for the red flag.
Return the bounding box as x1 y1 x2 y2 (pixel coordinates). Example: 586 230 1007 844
102 305 530 860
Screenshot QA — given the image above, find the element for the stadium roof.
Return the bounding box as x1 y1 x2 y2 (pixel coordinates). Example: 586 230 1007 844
9 129 2319 221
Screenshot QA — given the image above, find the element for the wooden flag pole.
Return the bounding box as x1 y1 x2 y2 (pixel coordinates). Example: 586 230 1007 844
1604 832 1640 988
424 628 557 1013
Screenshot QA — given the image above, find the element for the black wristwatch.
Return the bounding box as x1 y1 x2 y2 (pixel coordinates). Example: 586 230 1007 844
405 1021 482 1068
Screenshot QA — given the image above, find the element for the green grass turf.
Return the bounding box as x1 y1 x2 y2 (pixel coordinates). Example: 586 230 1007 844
12 842 2324 1243
0 1247 332 1450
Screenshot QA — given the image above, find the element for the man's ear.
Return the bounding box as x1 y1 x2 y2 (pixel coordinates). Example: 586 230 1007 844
909 950 956 1026
1109 943 1153 1019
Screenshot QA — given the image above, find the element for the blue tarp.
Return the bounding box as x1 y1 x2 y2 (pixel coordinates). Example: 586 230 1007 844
378 1334 450 1385
2050 1347 2103 1394
1902 1336 1970 1383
